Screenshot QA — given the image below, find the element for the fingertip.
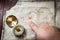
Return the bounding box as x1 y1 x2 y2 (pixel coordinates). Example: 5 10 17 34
28 21 38 32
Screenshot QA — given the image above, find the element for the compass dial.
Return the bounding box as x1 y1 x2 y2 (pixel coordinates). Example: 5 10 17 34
6 15 18 28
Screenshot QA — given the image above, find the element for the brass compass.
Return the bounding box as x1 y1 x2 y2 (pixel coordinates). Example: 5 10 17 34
6 15 18 28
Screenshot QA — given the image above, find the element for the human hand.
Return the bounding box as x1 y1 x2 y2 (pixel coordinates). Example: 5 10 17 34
28 21 59 40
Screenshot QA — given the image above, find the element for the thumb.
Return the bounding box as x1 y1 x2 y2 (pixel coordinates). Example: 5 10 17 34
29 21 38 33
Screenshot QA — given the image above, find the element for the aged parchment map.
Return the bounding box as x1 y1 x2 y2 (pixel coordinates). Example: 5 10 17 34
2 1 55 40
